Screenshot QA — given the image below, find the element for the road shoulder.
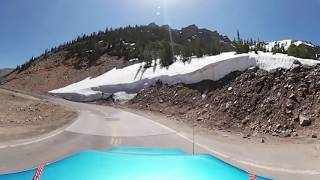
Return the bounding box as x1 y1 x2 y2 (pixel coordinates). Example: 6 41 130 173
118 105 320 179
0 88 77 144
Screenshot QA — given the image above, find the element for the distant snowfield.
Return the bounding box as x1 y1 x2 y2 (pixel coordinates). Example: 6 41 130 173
49 52 320 102
265 40 314 52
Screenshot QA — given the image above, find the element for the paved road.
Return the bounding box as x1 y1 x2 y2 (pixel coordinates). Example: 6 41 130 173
0 97 320 180
0 98 198 173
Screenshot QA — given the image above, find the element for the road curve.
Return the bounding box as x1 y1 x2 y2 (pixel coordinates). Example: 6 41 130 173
0 98 197 174
0 97 319 180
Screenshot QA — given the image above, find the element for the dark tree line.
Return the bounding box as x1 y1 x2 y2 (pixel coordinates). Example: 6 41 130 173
15 25 320 74
234 31 320 60
15 23 235 72
234 30 268 54
287 44 319 59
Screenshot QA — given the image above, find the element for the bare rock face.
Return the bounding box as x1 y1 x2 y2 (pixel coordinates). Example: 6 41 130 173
299 114 311 126
311 134 318 138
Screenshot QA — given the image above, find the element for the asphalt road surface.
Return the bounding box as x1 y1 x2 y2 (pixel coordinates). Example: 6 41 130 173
0 98 200 173
0 97 319 180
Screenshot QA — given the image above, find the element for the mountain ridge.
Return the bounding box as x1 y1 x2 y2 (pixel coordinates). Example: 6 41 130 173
1 23 320 94
0 24 233 93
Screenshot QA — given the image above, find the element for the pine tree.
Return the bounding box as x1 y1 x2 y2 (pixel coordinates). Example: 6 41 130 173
182 45 192 61
235 39 249 54
160 42 174 67
280 45 286 54
211 42 220 55
237 30 240 42
140 48 153 68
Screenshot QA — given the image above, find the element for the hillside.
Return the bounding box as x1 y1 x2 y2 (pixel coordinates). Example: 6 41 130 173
1 23 320 138
265 40 315 51
264 40 320 59
0 68 13 79
2 53 130 94
1 23 234 94
49 52 319 101
2 23 320 95
49 50 320 138
129 63 320 138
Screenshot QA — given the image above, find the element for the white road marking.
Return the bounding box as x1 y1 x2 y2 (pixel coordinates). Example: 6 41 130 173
0 110 82 149
0 128 65 149
1 105 319 175
144 115 320 175
237 160 320 175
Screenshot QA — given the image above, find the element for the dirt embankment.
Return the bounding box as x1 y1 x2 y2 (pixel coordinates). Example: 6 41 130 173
0 68 13 78
129 62 320 139
0 88 75 142
1 52 130 94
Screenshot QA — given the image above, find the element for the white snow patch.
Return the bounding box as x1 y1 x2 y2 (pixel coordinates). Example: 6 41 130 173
123 41 136 46
265 40 292 51
50 52 320 102
293 41 314 47
112 91 137 102
129 58 139 62
265 40 315 52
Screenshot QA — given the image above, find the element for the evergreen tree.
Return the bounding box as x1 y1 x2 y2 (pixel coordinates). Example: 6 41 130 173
182 45 192 61
160 42 174 67
211 42 221 55
140 48 153 68
235 40 249 54
15 23 238 72
288 44 316 59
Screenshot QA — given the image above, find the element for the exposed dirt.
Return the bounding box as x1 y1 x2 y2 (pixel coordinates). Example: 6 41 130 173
129 62 320 139
0 68 13 79
1 52 131 94
0 88 76 142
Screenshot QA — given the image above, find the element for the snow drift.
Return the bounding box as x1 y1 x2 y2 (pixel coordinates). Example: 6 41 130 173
49 52 320 102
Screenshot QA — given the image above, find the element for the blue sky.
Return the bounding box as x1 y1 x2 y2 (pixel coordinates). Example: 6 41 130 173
1 0 320 68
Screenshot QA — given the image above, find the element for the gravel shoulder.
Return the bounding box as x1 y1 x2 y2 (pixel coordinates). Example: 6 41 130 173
0 88 76 142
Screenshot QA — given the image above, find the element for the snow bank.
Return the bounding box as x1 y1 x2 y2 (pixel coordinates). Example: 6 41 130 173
49 52 320 102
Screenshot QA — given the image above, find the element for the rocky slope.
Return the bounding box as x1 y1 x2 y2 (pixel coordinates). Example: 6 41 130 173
129 62 320 138
49 49 320 102
2 52 130 94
